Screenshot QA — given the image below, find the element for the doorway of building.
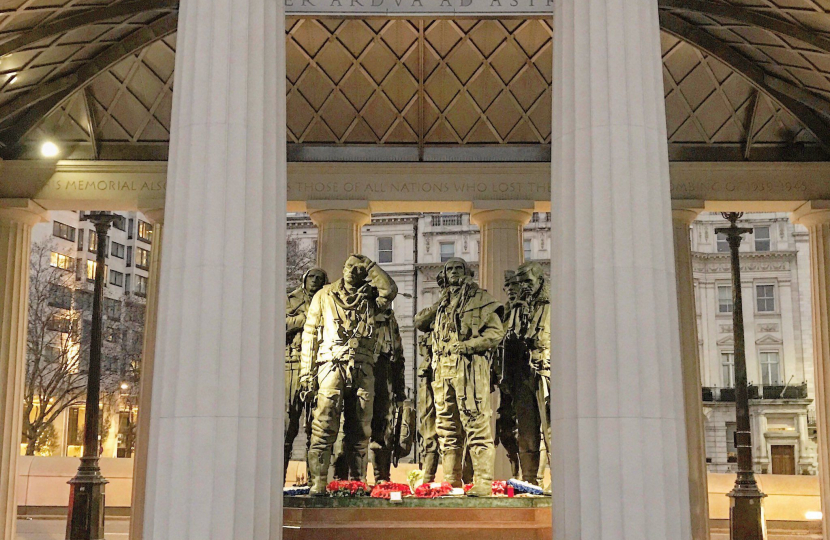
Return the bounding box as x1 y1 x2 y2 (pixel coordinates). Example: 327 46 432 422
771 445 796 475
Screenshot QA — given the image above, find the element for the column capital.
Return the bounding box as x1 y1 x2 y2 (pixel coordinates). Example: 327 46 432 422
0 198 47 227
671 200 705 225
140 208 165 225
470 201 534 227
792 201 830 227
306 201 371 227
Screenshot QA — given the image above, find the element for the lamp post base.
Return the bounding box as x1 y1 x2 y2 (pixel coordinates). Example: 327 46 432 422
728 482 767 540
65 457 108 540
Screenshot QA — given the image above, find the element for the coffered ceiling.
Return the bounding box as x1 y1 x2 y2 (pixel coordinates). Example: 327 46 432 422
0 0 827 161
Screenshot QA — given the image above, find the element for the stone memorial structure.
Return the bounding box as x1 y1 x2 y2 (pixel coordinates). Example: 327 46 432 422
3 1 830 539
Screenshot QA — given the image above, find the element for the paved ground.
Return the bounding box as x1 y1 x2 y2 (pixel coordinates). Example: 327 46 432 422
16 517 825 540
17 518 128 540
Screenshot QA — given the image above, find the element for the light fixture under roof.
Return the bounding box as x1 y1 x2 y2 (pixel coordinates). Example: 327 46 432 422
40 141 59 158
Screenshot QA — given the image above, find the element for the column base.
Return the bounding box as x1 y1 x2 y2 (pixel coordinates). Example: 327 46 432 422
728 484 767 540
66 457 108 540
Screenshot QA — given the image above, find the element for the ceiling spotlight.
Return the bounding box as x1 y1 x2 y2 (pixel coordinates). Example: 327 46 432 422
120 382 129 390
41 141 59 158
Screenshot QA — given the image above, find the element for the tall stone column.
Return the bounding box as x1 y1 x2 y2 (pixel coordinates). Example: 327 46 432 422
307 203 370 280
129 209 163 540
551 1 692 539
0 199 45 540
142 0 287 539
470 203 533 480
672 207 711 540
470 203 533 302
792 201 830 540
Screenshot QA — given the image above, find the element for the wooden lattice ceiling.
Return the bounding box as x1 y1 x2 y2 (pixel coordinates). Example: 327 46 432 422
0 0 827 161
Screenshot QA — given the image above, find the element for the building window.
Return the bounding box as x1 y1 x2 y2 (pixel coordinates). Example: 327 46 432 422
86 260 107 282
112 215 125 231
105 298 120 319
718 285 733 313
77 231 83 251
722 352 735 388
717 232 729 253
128 219 134 239
761 352 781 386
50 252 74 271
88 230 106 254
111 242 125 259
109 270 124 287
48 285 72 310
135 275 148 297
378 237 393 263
126 246 132 267
137 220 153 243
52 222 76 242
756 284 775 312
124 274 131 294
524 239 532 261
754 226 771 252
135 247 150 270
440 242 455 262
726 422 737 462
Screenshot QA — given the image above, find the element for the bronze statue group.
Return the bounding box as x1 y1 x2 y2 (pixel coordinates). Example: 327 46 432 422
285 254 551 497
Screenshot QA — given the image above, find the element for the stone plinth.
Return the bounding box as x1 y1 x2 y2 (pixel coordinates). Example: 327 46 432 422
283 497 552 540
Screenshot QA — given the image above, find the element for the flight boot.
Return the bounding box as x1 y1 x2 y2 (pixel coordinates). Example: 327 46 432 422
307 449 331 496
466 446 495 497
519 451 541 485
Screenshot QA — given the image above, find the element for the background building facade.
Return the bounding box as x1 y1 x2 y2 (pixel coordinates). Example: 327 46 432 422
26 211 152 458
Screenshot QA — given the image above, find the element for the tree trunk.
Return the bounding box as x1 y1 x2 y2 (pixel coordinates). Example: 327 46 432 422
26 438 36 456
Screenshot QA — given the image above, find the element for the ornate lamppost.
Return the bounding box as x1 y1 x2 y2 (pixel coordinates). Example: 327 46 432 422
66 211 116 540
716 212 767 540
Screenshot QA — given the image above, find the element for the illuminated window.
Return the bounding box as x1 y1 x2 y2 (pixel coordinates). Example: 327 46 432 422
52 222 76 242
137 220 153 243
50 252 74 271
726 422 737 462
86 260 107 282
135 247 150 270
378 237 393 263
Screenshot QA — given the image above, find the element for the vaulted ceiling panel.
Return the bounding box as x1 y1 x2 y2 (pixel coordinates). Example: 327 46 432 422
0 2 827 160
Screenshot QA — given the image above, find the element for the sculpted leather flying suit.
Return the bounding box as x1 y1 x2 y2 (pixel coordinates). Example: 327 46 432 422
300 255 397 494
416 258 504 497
495 272 522 480
511 262 552 470
368 308 407 482
284 268 327 475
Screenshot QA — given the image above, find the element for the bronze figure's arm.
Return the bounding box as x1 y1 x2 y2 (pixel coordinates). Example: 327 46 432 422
414 303 438 332
299 290 323 391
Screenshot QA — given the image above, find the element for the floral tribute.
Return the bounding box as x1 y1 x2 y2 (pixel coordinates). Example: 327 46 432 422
283 486 310 496
370 483 412 499
326 480 370 497
414 482 453 498
463 481 508 496
506 479 545 495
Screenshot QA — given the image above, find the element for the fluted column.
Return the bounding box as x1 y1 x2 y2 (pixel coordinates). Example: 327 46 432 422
142 1 286 539
470 203 533 302
552 2 692 539
792 201 830 540
129 209 163 540
0 199 45 540
307 203 370 280
672 207 710 540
